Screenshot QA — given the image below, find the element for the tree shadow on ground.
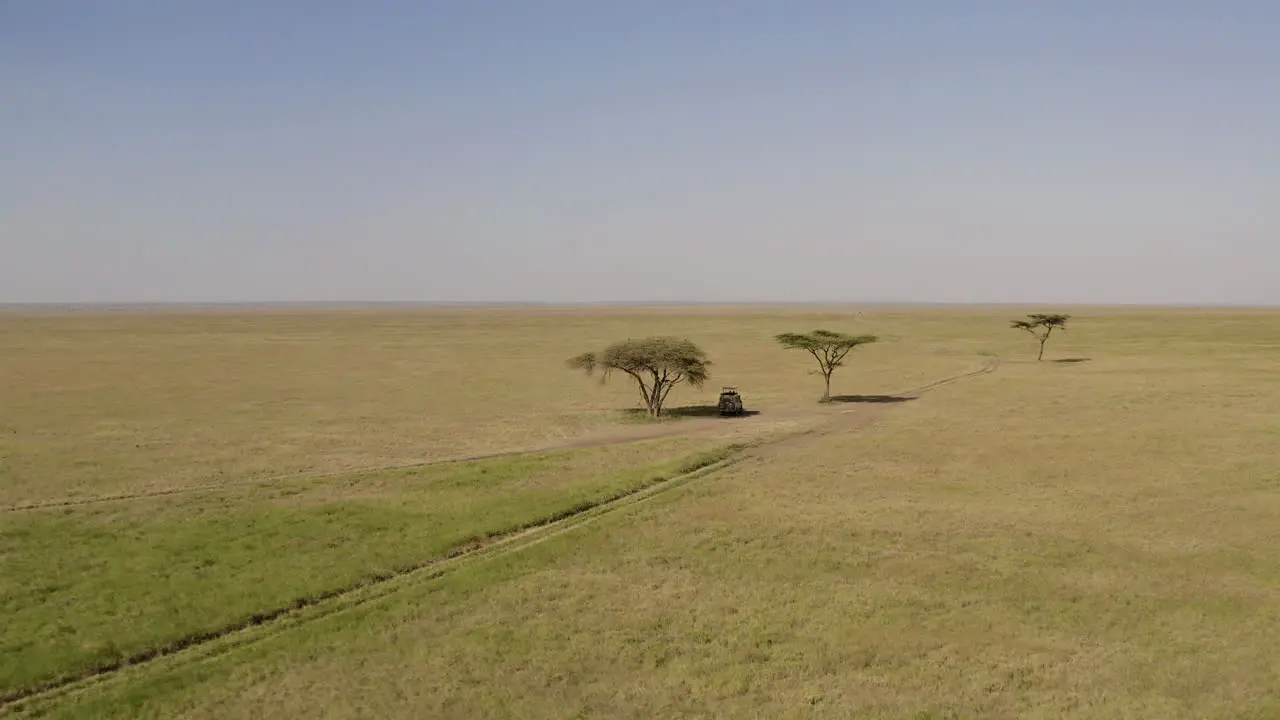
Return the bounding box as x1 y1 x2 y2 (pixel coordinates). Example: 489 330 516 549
1053 357 1092 364
827 394 916 404
623 405 761 419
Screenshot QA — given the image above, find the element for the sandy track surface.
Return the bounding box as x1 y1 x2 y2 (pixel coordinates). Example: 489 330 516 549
490 356 1000 458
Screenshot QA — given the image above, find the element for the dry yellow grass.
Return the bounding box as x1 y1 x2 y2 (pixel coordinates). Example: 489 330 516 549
5 307 1280 718
0 306 975 505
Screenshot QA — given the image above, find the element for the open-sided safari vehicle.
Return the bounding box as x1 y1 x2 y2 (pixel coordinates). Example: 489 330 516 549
717 386 745 416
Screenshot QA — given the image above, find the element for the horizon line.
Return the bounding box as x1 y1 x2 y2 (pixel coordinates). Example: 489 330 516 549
3 300 1279 310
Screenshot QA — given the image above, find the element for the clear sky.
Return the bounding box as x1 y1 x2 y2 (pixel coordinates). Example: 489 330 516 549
3 1 1277 304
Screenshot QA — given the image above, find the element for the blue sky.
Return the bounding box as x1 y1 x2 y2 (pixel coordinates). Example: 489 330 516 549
3 1 1277 304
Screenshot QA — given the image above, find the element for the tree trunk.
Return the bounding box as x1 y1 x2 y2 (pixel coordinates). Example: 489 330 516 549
650 381 667 417
648 372 663 416
822 373 832 402
1038 338 1046 361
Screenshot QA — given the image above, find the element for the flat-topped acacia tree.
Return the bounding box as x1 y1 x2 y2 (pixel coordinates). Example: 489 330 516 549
775 329 878 402
567 337 711 417
1011 313 1070 361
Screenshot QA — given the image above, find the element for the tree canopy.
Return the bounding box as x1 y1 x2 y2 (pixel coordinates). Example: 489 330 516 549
567 337 711 417
775 329 878 402
1011 313 1070 360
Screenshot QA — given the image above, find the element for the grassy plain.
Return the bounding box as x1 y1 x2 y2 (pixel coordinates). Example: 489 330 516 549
0 307 972 505
3 306 1280 718
0 438 736 696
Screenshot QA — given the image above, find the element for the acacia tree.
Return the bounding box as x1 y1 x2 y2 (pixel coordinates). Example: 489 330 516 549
567 337 711 417
775 329 878 402
1011 313 1070 361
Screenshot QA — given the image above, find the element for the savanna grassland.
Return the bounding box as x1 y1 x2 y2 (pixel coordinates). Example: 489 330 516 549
2 306 1279 718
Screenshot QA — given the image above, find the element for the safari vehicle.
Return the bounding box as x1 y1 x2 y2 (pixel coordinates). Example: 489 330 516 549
717 386 745 416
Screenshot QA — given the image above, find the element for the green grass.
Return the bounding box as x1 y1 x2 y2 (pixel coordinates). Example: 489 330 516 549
0 436 732 698
5 307 1280 718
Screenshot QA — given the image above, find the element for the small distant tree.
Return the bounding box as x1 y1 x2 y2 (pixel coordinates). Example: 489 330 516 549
567 337 711 417
775 329 878 402
1011 313 1070 361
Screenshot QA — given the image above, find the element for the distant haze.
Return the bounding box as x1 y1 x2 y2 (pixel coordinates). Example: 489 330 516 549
3 2 1277 305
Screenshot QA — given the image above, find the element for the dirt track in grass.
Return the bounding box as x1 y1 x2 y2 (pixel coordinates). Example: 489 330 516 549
1 359 998 514
0 359 1001 712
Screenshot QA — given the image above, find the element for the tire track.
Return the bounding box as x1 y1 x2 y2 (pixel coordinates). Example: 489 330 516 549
0 436 692 514
0 357 999 714
1 358 1000 514
0 453 747 713
898 356 1000 397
